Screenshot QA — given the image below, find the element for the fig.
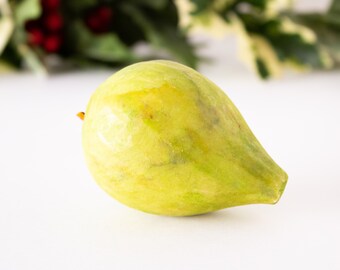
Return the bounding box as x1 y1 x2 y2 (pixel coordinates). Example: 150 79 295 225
80 60 287 216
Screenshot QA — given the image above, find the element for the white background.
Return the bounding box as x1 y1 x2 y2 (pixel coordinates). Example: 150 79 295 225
1 1 340 269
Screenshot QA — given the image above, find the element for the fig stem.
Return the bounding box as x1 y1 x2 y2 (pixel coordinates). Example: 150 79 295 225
77 112 85 121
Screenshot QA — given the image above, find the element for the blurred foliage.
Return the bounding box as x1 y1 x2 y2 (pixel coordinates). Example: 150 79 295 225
179 0 339 78
0 0 339 79
0 0 198 74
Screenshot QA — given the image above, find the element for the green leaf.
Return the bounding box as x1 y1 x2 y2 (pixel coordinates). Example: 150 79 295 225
64 0 97 13
255 58 270 79
232 15 282 79
128 0 169 10
16 44 47 74
270 33 323 67
243 0 268 10
70 22 137 63
15 0 41 25
327 0 340 26
83 35 137 62
9 0 42 69
0 59 16 72
328 0 340 15
122 3 198 68
244 17 328 69
291 13 340 66
0 43 21 68
151 24 199 68
190 0 211 15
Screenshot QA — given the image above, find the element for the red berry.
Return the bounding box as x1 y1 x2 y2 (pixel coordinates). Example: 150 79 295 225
97 6 113 24
85 6 113 34
85 13 103 33
27 28 44 46
96 6 113 32
41 0 60 11
44 12 63 32
43 35 62 53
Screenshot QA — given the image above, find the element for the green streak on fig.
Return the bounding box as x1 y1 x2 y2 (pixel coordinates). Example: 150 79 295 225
81 60 288 216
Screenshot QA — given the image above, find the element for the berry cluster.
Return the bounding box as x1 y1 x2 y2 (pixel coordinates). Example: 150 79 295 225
84 6 113 34
25 0 63 53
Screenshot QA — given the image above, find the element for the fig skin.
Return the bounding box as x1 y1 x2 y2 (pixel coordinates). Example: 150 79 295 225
81 60 288 216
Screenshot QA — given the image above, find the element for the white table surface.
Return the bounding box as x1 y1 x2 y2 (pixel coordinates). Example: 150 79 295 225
1 34 340 270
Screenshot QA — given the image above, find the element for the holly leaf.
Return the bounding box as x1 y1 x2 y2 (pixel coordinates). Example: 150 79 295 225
0 44 19 72
6 0 44 73
70 22 137 63
243 17 329 69
0 60 16 72
151 23 199 68
122 3 198 68
326 0 340 26
128 0 169 10
232 15 282 79
16 44 47 74
268 32 325 68
328 0 340 16
15 0 41 25
190 0 211 14
0 43 21 68
291 13 340 67
64 0 97 13
243 0 269 10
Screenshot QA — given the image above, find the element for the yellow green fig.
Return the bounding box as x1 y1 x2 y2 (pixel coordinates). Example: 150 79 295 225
81 60 287 216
